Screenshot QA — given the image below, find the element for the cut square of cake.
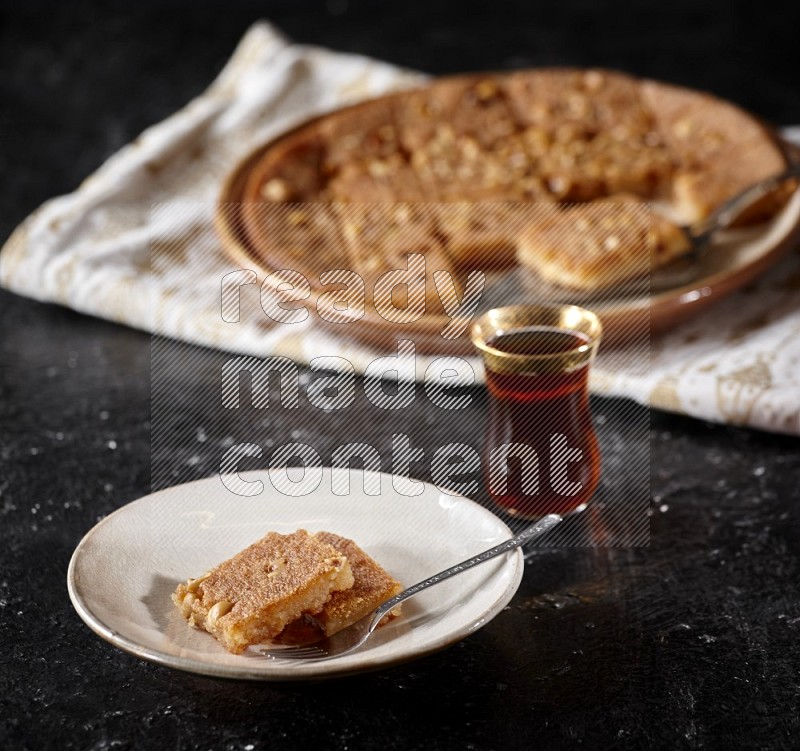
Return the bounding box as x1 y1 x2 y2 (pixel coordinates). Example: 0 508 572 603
333 202 460 313
516 196 690 290
305 531 403 637
172 529 354 654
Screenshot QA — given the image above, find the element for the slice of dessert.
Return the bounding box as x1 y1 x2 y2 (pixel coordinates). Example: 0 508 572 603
640 79 787 222
332 202 460 315
434 202 522 270
516 195 690 290
306 531 403 637
172 529 354 654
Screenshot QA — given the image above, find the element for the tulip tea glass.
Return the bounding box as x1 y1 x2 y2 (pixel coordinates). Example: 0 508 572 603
471 305 603 519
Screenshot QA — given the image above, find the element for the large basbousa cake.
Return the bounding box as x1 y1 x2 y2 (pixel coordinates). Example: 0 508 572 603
232 68 787 297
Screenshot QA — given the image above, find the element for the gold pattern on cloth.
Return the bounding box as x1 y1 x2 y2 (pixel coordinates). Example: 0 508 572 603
716 357 773 425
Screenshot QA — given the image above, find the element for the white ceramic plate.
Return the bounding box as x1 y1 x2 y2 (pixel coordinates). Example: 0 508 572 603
68 468 523 680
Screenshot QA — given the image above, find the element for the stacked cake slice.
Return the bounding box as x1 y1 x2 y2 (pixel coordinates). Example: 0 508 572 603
172 529 402 654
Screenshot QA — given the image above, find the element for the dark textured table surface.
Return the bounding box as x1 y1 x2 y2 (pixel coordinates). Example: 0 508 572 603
2 3 800 749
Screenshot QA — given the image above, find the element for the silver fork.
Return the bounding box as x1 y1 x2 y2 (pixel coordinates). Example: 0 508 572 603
651 164 800 290
260 513 563 661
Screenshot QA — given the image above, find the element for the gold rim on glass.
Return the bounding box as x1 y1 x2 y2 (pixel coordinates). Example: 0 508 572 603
471 304 603 376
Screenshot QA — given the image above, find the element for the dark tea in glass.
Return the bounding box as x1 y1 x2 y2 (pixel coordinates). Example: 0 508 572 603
472 305 602 519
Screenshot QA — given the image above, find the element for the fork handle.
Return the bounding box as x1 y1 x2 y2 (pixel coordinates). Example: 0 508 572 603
371 514 563 626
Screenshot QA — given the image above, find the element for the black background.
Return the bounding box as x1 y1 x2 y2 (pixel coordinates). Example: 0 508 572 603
2 2 800 749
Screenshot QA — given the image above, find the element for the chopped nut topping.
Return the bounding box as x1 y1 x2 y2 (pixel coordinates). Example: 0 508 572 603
267 557 288 578
340 134 360 151
180 592 196 616
261 178 290 202
186 572 210 593
207 600 233 629
287 210 309 226
583 70 605 92
674 118 694 138
475 80 498 101
547 175 570 196
368 160 392 177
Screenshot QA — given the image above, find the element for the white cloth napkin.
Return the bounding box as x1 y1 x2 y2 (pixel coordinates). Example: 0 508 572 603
3 22 800 435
